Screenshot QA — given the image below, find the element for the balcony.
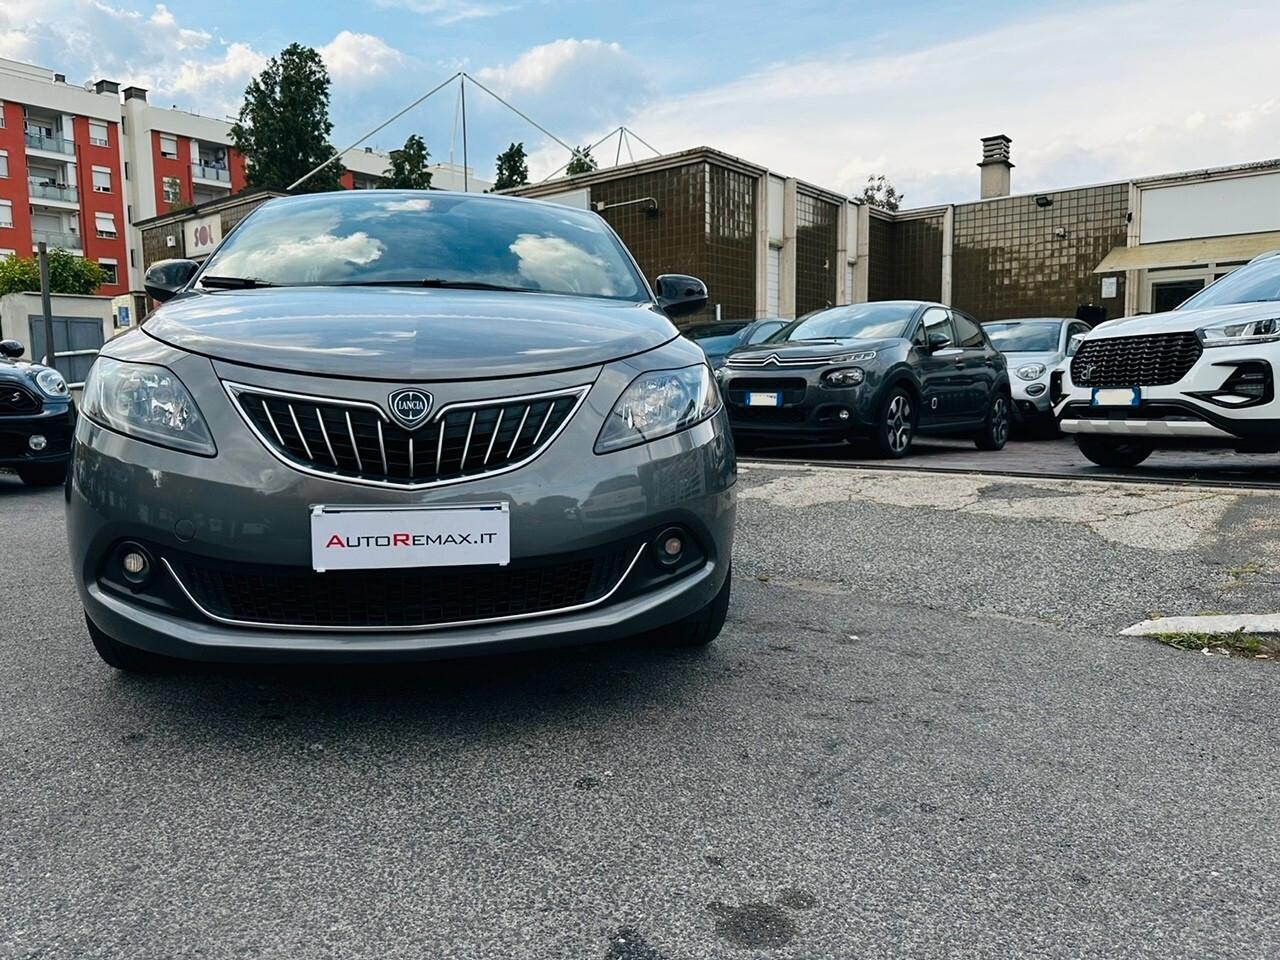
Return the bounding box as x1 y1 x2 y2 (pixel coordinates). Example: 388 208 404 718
28 181 79 205
25 131 75 155
192 161 231 184
32 229 83 251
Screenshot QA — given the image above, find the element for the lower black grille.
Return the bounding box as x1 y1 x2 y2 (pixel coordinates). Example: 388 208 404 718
169 545 635 629
725 377 808 407
229 385 587 487
0 384 41 415
729 406 807 423
1071 333 1202 387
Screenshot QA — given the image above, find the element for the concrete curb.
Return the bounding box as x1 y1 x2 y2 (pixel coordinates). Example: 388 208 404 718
1121 614 1280 636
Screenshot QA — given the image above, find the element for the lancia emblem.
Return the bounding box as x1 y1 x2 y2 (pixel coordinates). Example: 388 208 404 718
388 389 433 430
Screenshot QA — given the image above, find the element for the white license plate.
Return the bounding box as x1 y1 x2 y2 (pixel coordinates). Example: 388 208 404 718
310 503 510 572
747 391 782 407
1092 387 1140 407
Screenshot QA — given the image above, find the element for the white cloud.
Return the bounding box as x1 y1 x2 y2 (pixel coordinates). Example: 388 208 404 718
320 31 405 85
371 0 515 25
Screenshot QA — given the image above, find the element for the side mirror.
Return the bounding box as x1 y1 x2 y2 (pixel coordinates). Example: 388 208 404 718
927 333 952 352
655 274 708 319
1067 334 1085 357
144 259 199 303
0 339 24 359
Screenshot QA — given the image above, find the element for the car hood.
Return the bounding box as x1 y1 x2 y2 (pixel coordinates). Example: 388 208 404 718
726 337 899 362
142 287 677 380
1088 300 1280 340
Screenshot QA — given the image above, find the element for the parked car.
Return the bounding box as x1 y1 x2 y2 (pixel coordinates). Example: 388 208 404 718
983 317 1091 434
1056 249 1280 467
66 191 736 671
719 300 1011 457
685 318 788 369
0 339 74 486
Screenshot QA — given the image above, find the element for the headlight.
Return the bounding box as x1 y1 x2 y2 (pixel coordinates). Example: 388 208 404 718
34 367 68 398
1016 363 1046 381
828 351 877 363
1197 317 1280 348
81 357 215 456
595 364 720 453
822 367 865 387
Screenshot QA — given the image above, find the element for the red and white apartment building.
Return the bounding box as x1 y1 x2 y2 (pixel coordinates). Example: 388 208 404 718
0 56 485 312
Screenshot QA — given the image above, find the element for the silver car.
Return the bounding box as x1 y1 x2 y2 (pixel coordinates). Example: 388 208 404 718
66 191 736 670
983 317 1092 432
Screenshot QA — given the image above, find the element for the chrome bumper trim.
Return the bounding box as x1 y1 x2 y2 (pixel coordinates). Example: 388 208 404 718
1060 418 1233 438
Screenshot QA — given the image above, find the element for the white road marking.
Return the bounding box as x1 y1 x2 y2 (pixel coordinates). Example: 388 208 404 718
1121 614 1280 636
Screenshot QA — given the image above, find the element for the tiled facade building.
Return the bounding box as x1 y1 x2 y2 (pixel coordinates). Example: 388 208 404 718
513 139 1280 329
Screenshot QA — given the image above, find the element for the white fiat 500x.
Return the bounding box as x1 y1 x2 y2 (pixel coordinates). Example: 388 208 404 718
1055 250 1280 467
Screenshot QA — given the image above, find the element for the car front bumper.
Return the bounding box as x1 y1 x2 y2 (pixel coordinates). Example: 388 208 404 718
1055 344 1280 444
67 349 736 662
0 402 75 467
719 368 874 441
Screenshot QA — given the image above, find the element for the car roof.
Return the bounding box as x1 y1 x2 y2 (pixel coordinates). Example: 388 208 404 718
982 317 1073 324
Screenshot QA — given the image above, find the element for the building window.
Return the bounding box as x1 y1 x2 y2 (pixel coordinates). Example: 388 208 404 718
92 167 111 193
159 134 178 159
163 177 182 205
0 249 15 261
98 259 119 284
89 120 109 147
0 150 7 178
0 200 12 229
95 212 117 239
0 101 5 128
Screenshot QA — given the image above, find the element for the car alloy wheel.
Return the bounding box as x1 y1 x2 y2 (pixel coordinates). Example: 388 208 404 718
886 393 913 455
991 396 1010 446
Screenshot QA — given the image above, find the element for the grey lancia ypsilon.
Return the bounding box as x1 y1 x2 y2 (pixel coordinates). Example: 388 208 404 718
66 191 735 670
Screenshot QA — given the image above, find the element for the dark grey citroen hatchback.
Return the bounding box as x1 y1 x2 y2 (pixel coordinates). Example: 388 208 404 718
66 191 735 670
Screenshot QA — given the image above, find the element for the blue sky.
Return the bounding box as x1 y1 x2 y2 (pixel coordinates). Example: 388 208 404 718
2 0 1278 204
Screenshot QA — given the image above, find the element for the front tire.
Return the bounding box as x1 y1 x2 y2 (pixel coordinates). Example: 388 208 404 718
649 567 731 648
86 615 176 673
1075 435 1154 468
974 391 1012 450
17 462 66 486
871 387 915 459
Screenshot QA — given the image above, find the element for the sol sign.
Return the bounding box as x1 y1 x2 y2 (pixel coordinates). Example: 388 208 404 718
183 214 222 256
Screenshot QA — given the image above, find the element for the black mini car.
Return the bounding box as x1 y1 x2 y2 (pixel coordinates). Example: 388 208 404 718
0 339 75 486
719 300 1011 457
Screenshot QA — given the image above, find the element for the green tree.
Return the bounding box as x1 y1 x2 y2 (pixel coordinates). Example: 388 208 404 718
860 174 904 212
565 145 597 176
0 249 106 296
493 142 529 190
384 134 433 189
230 43 345 193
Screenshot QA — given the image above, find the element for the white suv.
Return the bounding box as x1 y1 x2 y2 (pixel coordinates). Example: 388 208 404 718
1055 251 1280 467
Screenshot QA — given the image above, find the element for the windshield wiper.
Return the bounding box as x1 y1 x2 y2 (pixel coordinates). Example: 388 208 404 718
199 275 276 289
327 279 531 292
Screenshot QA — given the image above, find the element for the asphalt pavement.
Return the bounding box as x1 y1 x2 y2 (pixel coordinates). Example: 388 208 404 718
2 464 1279 959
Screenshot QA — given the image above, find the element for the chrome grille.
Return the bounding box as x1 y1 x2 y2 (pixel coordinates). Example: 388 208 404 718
1071 333 1202 387
0 384 41 415
226 383 590 488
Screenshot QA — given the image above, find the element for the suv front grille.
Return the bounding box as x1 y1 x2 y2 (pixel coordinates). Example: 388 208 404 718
0 384 41 415
1071 333 1202 387
227 383 589 488
725 377 808 406
167 544 638 630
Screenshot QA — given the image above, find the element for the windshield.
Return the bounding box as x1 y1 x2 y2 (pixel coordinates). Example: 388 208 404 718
1179 255 1280 310
769 302 918 342
198 192 649 301
984 320 1063 352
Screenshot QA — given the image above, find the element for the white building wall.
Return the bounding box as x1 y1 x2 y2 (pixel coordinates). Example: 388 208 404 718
1139 170 1280 244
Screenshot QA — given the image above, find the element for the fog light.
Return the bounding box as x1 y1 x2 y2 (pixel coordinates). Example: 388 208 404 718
1026 383 1046 397
655 527 685 566
28 434 47 452
837 408 851 420
118 543 152 586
